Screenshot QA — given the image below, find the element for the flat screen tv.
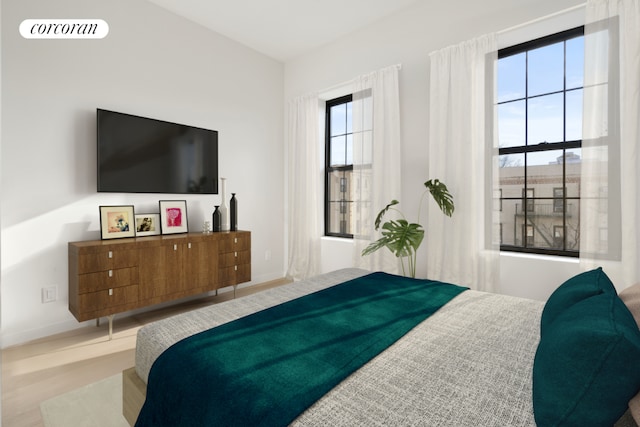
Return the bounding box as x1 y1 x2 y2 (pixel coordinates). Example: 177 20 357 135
97 109 218 194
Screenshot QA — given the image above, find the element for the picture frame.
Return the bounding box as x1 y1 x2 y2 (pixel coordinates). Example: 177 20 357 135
134 213 161 237
99 205 136 240
159 200 188 234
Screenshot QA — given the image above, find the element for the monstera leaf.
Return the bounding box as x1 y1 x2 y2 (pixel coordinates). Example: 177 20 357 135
362 179 454 278
362 219 424 258
424 179 454 217
374 200 399 230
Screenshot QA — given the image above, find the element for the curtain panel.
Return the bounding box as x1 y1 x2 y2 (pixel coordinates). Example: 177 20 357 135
351 65 403 274
286 93 322 280
286 65 402 280
580 0 639 288
427 34 500 292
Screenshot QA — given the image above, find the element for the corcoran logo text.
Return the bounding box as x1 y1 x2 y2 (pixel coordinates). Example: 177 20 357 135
19 19 109 39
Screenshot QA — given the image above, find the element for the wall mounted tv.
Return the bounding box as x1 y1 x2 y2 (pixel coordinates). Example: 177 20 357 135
97 109 218 194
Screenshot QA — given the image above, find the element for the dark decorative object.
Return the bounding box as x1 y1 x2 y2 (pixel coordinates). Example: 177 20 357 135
230 193 237 231
212 206 221 232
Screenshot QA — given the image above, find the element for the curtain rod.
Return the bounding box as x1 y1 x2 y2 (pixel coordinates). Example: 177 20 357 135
496 3 586 35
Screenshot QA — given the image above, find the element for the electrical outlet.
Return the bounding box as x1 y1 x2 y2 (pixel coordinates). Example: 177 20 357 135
42 286 57 303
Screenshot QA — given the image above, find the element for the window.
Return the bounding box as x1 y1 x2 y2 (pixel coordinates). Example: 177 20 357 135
498 27 584 257
553 225 564 248
325 95 353 238
522 188 535 213
523 224 535 246
553 187 565 213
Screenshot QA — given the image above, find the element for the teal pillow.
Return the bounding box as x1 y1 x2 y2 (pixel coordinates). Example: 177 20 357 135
533 292 640 426
540 268 616 335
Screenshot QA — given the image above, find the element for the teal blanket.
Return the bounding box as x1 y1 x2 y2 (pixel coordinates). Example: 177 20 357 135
135 272 467 426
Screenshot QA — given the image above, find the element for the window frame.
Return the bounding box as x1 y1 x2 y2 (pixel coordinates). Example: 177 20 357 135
498 26 584 258
324 94 354 239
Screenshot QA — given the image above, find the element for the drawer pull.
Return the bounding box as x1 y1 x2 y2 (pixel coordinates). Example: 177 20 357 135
109 288 113 296
108 251 113 259
108 270 113 278
234 237 238 243
188 243 192 249
235 265 238 271
174 244 178 251
235 252 238 257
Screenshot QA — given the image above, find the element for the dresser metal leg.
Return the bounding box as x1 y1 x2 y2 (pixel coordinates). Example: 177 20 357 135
108 315 114 340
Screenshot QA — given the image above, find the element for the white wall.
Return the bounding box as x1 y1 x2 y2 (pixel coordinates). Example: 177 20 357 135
285 0 587 301
1 0 285 347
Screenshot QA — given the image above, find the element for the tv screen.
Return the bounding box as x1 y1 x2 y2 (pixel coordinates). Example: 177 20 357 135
97 109 218 194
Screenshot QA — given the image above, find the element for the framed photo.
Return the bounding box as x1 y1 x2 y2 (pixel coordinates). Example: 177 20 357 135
134 213 161 237
99 205 136 240
159 200 188 234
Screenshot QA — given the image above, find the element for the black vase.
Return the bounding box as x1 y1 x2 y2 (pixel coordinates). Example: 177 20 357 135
212 205 221 232
230 193 237 231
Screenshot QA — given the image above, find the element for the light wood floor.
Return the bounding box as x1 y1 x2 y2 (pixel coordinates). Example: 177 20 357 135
1 278 290 427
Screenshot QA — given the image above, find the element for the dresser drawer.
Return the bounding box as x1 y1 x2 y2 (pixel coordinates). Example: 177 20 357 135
76 249 138 274
218 264 251 287
77 267 138 293
78 285 139 313
236 263 251 283
219 250 251 268
218 234 250 252
218 265 235 284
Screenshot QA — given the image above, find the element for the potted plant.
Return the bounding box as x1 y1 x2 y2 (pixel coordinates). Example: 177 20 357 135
361 179 454 278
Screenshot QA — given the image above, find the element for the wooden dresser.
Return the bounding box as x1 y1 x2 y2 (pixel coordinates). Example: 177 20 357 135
68 231 251 335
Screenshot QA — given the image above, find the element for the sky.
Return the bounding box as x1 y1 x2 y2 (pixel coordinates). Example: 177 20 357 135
498 35 584 166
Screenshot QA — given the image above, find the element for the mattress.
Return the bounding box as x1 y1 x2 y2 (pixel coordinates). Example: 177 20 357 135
134 268 544 426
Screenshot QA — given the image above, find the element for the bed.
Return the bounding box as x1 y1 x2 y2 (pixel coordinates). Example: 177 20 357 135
123 268 640 426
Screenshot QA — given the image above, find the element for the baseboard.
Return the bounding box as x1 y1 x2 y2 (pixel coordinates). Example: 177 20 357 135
2 274 290 349
1 318 93 349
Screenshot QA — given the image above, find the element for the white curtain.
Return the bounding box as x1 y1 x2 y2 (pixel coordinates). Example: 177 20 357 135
351 65 403 274
286 93 322 280
580 0 639 288
427 34 500 292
